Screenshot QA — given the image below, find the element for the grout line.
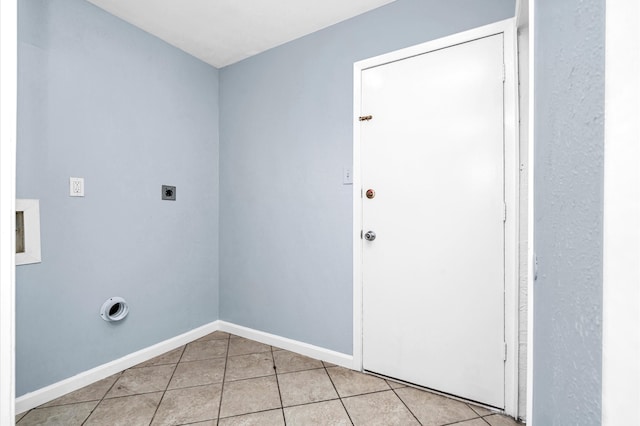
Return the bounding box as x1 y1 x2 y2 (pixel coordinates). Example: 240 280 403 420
227 351 272 359
15 410 28 425
467 403 497 418
97 390 167 400
215 407 284 423
222 372 276 383
41 333 514 426
273 366 326 377
148 344 187 426
171 356 228 364
324 365 355 426
271 345 287 426
389 387 423 426
16 413 29 425
215 333 231 426
31 397 102 410
477 414 496 425
279 396 342 409
336 387 407 400
480 416 493 426
79 370 125 425
440 413 494 426
143 382 223 393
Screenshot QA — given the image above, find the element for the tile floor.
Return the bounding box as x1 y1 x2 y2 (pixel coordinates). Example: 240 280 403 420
16 332 523 426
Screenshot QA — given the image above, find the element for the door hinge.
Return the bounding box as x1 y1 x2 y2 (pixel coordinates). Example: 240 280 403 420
502 63 506 83
503 203 507 222
359 115 373 121
503 342 507 361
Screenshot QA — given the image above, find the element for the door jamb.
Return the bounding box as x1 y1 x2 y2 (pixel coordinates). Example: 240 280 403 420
352 18 520 417
602 1 640 424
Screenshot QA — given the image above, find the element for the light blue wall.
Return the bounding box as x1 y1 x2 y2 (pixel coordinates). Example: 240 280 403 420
16 0 219 396
16 0 519 398
533 0 604 424
219 0 515 354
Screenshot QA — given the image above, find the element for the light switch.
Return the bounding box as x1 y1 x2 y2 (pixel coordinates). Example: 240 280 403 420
70 177 84 197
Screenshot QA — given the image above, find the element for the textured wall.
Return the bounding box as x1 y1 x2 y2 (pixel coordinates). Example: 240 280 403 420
533 0 604 424
16 0 219 396
219 0 515 354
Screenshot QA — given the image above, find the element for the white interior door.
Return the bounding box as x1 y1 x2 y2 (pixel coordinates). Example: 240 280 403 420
361 34 506 408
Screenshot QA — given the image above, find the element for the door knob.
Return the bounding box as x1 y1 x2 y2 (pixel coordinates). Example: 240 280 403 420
364 231 376 241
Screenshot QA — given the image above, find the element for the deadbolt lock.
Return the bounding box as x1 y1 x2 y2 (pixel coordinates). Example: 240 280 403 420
366 189 375 199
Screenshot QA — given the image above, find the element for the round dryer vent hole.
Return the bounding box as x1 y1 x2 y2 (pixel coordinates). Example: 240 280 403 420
100 297 129 322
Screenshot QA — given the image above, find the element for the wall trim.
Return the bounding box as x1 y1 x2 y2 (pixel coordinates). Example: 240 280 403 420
0 0 18 423
353 18 520 418
16 320 355 415
525 0 535 425
15 321 220 414
602 0 640 424
217 321 354 369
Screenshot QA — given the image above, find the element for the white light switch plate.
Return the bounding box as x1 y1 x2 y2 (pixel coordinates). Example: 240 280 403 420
70 177 84 197
343 168 353 185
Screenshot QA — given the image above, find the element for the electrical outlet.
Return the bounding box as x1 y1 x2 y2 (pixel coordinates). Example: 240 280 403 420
69 177 84 197
343 168 353 185
162 185 176 201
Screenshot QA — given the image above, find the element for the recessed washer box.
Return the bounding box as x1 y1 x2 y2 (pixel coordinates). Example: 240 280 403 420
15 199 41 265
162 185 176 200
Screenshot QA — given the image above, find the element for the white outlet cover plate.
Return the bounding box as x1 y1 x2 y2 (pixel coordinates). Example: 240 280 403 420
70 177 84 197
343 168 353 185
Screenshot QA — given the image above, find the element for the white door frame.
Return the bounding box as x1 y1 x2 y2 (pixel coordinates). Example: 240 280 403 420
0 0 18 423
520 0 535 424
352 18 520 417
602 1 640 425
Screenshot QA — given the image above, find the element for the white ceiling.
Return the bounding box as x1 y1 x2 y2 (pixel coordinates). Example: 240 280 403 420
86 0 397 68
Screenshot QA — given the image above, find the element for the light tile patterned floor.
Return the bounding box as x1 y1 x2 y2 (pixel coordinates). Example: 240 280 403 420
16 332 523 425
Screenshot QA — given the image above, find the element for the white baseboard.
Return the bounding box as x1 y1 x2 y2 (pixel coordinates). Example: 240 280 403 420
16 320 355 415
15 321 220 414
217 321 354 369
